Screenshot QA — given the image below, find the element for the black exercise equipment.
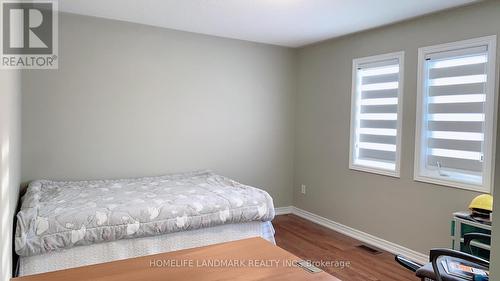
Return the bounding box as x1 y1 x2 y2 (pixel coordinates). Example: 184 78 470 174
395 233 490 281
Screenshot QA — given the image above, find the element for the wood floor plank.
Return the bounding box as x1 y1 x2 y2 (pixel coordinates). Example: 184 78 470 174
273 214 419 281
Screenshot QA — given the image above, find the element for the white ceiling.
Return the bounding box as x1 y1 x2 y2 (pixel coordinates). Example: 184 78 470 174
59 0 479 47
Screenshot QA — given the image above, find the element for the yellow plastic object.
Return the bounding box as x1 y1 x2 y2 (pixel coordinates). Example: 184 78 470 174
469 194 493 213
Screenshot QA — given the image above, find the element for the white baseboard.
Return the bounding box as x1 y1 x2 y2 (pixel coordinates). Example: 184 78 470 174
274 206 293 215
275 206 428 264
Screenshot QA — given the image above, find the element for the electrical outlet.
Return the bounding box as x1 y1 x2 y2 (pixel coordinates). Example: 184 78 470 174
301 184 306 194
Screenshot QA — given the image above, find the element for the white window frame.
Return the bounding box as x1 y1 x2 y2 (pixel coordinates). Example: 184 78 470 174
414 35 497 193
349 51 405 177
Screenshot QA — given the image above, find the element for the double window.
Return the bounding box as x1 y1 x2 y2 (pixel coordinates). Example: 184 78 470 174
350 36 497 193
414 36 497 192
349 52 404 177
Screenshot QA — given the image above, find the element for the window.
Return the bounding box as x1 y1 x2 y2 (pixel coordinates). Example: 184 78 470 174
349 52 404 177
415 36 497 192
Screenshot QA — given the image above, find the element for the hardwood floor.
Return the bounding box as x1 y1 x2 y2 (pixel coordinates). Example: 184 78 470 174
273 214 419 281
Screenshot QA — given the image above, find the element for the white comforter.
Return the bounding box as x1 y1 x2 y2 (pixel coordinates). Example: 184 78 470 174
16 170 275 257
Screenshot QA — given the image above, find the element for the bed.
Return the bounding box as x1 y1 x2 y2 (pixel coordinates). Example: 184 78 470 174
15 170 276 276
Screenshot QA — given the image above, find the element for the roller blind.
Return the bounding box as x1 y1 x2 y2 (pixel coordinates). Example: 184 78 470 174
415 36 497 192
350 52 404 176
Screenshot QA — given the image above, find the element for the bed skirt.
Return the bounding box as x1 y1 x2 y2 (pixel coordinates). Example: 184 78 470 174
19 221 275 276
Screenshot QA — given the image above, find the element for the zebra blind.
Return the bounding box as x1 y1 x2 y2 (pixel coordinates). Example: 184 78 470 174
415 36 497 192
350 52 404 177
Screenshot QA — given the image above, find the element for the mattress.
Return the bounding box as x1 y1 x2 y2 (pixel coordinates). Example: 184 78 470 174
16 170 275 257
19 221 275 276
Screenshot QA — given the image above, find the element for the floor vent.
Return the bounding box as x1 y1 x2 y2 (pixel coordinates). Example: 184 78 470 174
357 244 383 255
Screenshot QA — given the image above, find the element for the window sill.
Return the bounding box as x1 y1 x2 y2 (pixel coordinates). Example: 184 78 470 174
413 174 490 193
349 164 400 178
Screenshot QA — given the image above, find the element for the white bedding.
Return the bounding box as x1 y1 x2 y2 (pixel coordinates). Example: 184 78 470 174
16 171 275 258
19 221 275 276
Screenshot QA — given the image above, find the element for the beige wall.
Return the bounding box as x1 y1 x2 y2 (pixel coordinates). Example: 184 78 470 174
0 70 22 281
21 13 296 207
294 1 500 254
